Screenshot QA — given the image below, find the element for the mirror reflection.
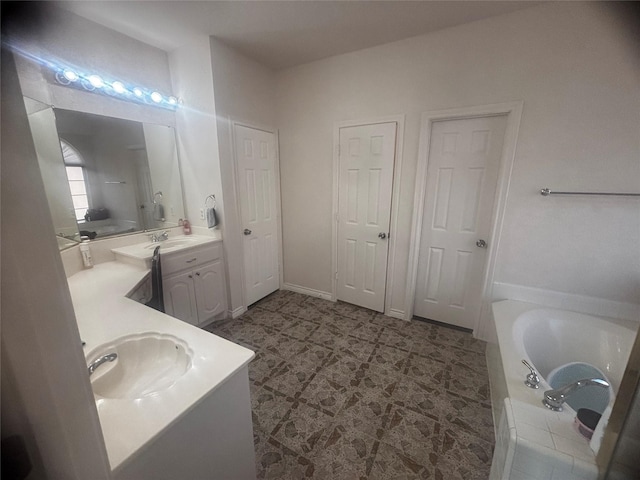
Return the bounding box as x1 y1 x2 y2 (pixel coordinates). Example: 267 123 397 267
24 97 185 249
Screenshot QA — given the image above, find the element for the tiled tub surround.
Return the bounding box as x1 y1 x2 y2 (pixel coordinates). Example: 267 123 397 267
487 301 638 480
206 290 494 479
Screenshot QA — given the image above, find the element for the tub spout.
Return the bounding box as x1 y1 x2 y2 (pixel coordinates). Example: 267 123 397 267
542 378 609 412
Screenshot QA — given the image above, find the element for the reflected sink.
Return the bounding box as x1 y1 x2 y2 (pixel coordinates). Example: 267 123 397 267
88 332 193 399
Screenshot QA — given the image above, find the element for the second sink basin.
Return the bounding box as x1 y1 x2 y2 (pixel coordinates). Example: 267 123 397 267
144 238 195 250
88 332 193 399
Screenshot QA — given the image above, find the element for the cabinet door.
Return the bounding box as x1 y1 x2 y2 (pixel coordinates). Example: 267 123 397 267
194 260 227 324
163 270 198 326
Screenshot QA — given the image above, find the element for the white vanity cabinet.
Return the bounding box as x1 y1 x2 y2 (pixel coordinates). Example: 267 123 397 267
162 242 227 326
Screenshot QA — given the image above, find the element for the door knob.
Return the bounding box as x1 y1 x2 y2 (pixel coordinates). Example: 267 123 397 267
378 232 387 239
476 239 487 248
243 229 252 235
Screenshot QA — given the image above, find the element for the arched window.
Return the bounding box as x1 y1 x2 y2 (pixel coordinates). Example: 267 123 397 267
60 140 89 221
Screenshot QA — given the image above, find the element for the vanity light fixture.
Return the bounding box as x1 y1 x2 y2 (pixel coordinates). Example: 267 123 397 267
51 65 179 110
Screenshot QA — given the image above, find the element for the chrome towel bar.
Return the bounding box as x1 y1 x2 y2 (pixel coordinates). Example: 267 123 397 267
540 188 640 197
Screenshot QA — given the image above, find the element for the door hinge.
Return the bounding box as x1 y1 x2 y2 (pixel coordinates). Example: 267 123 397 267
335 213 339 223
335 271 338 280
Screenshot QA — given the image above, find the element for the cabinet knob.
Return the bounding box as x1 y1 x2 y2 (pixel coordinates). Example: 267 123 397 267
188 275 193 279
195 272 200 276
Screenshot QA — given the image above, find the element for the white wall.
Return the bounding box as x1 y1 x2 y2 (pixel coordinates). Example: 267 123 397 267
168 35 223 232
209 37 277 314
2 46 112 480
275 2 640 332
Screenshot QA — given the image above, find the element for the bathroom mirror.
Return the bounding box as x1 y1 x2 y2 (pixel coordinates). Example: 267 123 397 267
24 97 185 250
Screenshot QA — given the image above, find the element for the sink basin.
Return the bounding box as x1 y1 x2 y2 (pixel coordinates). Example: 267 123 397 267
144 238 195 250
88 332 193 399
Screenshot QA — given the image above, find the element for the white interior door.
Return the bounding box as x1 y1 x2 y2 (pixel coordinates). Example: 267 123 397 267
414 115 507 329
337 122 397 312
235 125 280 306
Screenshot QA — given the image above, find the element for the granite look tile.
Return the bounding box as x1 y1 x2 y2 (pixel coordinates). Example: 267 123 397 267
255 293 295 313
438 423 494 479
254 430 316 479
335 391 393 440
369 342 412 374
404 353 449 386
392 376 451 421
442 393 495 444
313 424 379 480
381 405 442 467
335 335 377 361
261 333 308 359
249 308 297 332
356 362 400 399
272 402 334 458
446 361 491 404
299 371 351 416
263 357 319 397
379 327 415 351
370 441 435 479
216 289 494 478
281 319 320 341
249 350 287 385
252 387 295 435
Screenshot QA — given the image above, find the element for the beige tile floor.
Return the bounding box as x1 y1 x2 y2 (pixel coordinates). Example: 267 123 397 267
206 290 494 479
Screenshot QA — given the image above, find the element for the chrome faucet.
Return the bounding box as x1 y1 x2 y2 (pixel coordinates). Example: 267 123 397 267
149 231 169 243
542 378 610 412
522 359 540 389
88 353 118 376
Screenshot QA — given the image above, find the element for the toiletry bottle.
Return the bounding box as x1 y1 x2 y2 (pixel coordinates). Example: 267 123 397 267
80 238 94 268
183 219 192 235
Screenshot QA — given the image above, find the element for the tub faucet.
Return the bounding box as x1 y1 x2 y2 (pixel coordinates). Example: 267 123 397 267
522 359 540 389
542 378 609 412
88 353 117 376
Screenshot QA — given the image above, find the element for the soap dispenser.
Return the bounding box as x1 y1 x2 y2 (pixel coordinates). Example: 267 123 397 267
79 237 94 268
182 219 192 235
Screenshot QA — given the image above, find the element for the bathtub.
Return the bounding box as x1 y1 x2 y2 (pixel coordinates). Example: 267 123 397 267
487 300 637 480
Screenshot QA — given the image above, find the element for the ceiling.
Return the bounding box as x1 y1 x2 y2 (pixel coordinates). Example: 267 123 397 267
57 1 541 70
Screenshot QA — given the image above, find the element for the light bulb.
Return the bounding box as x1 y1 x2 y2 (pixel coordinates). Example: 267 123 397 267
63 69 79 82
88 75 104 88
150 91 163 103
112 81 127 94
168 96 177 105
133 87 143 97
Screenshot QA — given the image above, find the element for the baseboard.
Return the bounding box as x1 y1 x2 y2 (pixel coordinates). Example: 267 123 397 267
229 306 247 319
492 282 640 323
385 308 407 321
282 283 333 301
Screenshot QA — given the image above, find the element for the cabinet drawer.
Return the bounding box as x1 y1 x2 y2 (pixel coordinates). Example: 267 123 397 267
161 243 222 276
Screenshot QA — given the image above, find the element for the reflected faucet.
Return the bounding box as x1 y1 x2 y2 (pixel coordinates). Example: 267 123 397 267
149 231 169 243
542 378 610 412
88 353 118 376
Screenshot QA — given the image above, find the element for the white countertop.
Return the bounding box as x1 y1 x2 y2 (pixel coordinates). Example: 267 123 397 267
111 232 222 264
68 259 254 473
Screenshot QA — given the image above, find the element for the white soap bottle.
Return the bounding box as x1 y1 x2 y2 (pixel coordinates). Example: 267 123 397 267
80 238 94 268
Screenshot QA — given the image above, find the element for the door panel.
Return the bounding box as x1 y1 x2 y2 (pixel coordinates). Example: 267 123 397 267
235 125 280 306
337 122 396 312
414 115 507 329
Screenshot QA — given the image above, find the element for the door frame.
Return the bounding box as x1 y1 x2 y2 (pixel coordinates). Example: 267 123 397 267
404 102 523 336
231 120 284 310
332 115 405 316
